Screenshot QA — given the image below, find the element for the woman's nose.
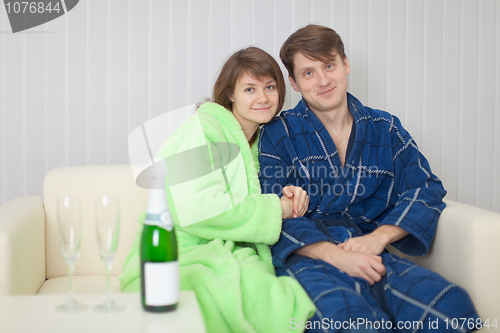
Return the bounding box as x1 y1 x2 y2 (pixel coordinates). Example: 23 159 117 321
257 89 268 103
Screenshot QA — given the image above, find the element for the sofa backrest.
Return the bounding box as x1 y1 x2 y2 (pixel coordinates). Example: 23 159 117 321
43 165 148 278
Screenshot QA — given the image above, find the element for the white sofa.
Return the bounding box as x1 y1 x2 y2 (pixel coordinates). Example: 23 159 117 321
1 165 499 320
0 165 148 297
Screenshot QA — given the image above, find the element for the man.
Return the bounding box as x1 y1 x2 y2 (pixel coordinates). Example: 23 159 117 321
258 24 479 332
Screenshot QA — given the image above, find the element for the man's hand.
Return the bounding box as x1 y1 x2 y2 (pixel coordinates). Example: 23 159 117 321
282 186 309 218
295 241 386 285
338 225 409 255
337 233 387 256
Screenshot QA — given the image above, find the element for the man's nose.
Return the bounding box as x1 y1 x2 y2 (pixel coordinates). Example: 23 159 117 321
317 71 330 86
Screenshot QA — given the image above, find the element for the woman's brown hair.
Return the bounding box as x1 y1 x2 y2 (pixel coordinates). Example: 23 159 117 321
212 47 286 145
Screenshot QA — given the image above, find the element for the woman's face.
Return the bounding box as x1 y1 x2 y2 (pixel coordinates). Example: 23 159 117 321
229 72 279 136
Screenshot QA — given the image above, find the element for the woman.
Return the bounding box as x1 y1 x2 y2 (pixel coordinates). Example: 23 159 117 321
120 47 315 333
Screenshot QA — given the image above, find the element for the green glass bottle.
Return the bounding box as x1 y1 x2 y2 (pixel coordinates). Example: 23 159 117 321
140 172 179 312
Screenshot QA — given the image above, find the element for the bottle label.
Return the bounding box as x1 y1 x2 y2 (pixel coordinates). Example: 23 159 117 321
144 210 174 231
144 261 179 306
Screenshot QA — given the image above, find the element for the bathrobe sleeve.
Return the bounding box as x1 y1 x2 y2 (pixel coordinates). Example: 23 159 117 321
159 110 283 245
258 124 332 267
379 115 447 256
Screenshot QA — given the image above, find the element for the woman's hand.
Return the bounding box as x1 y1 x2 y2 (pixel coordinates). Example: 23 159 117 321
280 195 294 219
282 186 309 218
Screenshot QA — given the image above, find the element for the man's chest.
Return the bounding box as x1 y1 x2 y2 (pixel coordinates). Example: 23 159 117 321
326 127 350 167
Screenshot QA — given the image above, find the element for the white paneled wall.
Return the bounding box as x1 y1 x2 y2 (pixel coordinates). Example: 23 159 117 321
0 0 499 213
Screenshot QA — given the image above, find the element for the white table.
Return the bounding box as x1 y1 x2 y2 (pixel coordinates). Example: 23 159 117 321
0 291 206 333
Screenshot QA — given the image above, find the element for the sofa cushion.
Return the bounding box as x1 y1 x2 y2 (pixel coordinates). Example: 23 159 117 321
37 276 121 295
43 165 148 279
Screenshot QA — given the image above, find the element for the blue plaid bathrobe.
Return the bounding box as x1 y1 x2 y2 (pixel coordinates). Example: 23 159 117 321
258 93 479 332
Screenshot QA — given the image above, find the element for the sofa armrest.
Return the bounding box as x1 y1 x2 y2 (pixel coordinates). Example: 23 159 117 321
390 199 500 320
0 196 46 295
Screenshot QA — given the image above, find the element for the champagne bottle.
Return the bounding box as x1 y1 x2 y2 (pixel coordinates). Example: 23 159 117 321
140 166 179 312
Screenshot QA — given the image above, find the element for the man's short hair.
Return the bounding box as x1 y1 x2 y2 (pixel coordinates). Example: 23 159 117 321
280 24 346 81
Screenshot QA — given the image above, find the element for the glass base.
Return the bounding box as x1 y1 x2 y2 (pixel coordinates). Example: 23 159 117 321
93 298 126 313
55 299 88 313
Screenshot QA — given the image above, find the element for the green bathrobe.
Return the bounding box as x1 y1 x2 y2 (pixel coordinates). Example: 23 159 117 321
119 102 315 333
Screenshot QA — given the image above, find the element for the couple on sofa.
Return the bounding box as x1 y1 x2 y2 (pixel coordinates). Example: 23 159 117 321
119 24 479 333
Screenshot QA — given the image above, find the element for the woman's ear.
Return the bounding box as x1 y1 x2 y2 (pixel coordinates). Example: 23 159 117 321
229 94 234 103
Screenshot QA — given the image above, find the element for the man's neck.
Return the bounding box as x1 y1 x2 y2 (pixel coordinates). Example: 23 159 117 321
308 99 353 167
309 100 351 131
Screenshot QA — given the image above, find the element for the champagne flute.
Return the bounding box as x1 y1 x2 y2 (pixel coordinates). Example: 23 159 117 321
56 195 88 313
93 195 125 312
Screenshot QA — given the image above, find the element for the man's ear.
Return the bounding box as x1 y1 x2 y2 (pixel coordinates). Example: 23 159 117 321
344 56 350 75
289 76 300 92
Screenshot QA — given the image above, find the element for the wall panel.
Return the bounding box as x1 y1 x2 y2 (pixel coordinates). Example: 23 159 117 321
208 0 232 93
44 10 67 173
87 0 108 165
405 0 425 148
149 0 170 120
107 0 129 165
311 0 331 28
2 29 25 201
386 0 406 124
65 0 87 166
495 2 500 213
458 0 479 206
422 0 444 177
0 0 498 213
475 0 496 211
367 0 387 111
128 0 150 133
231 1 253 52
441 0 461 202
186 0 209 106
273 0 295 107
0 26 3 201
348 0 369 103
291 0 312 32
23 30 46 196
289 0 312 112
253 0 275 55
167 0 188 112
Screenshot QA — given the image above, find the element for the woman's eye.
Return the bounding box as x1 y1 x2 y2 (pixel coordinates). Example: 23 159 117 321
245 88 254 92
266 85 276 90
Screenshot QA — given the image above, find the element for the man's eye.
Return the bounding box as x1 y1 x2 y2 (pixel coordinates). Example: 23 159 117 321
304 71 312 76
326 64 334 70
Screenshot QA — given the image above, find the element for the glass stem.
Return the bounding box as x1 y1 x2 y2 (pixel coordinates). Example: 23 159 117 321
106 263 112 304
68 263 75 304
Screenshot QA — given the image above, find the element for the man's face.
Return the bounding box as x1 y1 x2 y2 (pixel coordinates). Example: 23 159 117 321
289 52 350 115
